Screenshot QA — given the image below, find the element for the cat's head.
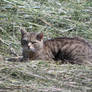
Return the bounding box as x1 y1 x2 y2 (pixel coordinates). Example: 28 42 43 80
20 29 44 53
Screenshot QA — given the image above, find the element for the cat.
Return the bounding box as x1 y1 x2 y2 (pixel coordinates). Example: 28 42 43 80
7 29 92 65
19 29 92 65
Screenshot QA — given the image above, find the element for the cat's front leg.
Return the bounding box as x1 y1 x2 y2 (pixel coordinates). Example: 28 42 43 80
21 50 29 61
6 56 23 62
6 50 29 62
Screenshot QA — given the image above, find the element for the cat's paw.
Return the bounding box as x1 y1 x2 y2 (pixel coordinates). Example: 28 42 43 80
5 56 23 62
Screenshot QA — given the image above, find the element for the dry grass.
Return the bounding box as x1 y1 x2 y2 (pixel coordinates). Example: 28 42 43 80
0 60 92 92
0 0 92 92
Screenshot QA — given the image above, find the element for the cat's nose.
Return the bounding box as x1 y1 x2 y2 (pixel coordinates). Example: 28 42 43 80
28 43 35 52
28 45 30 49
28 43 31 48
28 44 30 49
28 43 34 49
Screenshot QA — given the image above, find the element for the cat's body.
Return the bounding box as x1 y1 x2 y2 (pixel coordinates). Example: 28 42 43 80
20 29 92 65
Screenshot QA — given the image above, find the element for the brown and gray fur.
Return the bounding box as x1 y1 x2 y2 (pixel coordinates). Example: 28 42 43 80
19 29 92 65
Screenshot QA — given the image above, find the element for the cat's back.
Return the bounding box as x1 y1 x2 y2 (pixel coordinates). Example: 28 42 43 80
44 36 92 49
43 36 92 64
44 36 92 57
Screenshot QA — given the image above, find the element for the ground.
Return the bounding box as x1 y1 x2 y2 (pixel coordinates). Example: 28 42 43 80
0 0 92 92
0 60 92 92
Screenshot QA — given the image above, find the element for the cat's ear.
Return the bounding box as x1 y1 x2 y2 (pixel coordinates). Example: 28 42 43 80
20 29 27 36
36 32 43 41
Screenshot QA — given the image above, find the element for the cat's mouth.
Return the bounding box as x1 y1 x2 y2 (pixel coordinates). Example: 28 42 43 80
23 46 36 53
29 47 36 52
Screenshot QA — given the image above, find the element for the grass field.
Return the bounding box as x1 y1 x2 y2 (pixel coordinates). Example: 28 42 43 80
0 0 92 92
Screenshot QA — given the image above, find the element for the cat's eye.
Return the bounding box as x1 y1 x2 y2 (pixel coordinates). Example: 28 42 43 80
21 40 28 45
31 41 37 44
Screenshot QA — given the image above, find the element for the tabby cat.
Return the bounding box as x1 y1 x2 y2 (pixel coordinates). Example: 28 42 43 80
19 29 92 65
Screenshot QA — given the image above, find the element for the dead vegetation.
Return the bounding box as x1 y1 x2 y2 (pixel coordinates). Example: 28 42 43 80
0 0 92 92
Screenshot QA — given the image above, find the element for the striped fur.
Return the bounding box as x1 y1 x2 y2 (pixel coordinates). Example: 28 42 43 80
21 30 92 65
